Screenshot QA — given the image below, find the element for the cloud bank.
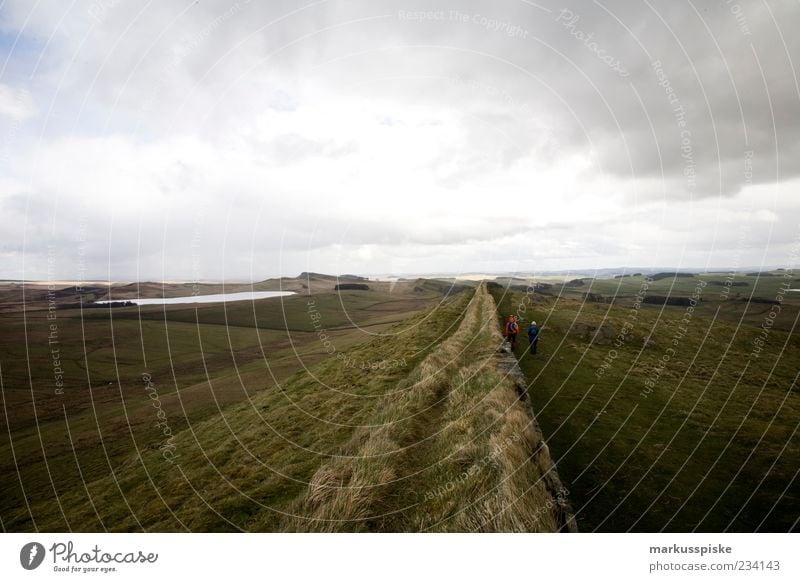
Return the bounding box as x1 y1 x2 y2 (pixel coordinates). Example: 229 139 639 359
1 0 798 280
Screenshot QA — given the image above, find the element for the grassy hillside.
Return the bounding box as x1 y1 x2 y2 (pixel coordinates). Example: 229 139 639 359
519 270 798 311
2 283 567 531
274 283 567 532
489 275 799 532
0 281 451 531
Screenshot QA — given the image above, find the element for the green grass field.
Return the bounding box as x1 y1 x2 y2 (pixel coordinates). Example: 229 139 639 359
0 279 455 530
2 272 797 532
1 281 568 532
490 271 799 532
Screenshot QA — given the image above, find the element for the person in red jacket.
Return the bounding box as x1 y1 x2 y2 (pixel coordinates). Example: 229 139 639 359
505 315 519 349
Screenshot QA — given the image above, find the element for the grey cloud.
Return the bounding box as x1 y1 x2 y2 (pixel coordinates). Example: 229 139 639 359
2 0 799 279
14 0 799 197
262 133 358 164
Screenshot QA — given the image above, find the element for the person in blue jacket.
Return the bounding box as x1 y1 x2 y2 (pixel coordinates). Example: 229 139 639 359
527 321 540 355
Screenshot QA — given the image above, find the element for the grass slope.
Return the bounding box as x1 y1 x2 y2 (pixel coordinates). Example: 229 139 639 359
278 283 564 532
4 284 564 531
489 278 799 532
0 284 449 530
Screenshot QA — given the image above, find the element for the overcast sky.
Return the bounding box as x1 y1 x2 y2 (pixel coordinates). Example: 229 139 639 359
1 0 799 281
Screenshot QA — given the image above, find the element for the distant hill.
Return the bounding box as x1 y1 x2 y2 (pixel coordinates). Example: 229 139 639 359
650 272 695 281
298 272 365 280
297 271 336 279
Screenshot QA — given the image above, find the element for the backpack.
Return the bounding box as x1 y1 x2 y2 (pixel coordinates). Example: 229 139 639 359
507 321 518 334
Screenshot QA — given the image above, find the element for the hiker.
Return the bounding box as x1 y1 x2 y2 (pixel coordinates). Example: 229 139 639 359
505 315 519 349
527 321 540 354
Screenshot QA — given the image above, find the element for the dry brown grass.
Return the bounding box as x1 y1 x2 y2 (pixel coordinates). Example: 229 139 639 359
280 284 565 532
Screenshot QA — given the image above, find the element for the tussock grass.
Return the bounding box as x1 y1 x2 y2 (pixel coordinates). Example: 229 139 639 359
7 284 566 532
6 291 469 531
281 284 564 532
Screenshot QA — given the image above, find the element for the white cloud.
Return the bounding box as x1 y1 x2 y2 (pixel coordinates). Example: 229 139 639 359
0 84 37 119
0 0 799 280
